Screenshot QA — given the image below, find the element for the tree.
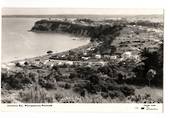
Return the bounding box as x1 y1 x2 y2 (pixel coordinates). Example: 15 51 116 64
76 66 96 79
47 50 53 54
146 69 156 87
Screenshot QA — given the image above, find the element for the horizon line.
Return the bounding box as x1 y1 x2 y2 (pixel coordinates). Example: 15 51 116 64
2 14 163 16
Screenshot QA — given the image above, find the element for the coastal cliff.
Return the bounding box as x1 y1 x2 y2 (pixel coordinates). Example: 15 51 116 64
31 19 125 42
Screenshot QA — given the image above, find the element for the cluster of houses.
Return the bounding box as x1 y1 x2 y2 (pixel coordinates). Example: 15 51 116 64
1 50 141 72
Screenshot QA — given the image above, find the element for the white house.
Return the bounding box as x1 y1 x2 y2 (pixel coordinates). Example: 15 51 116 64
82 57 90 61
65 61 74 65
121 51 132 59
95 54 101 59
110 55 118 60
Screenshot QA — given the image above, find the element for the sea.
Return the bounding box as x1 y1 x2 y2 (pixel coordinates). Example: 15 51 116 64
2 17 90 63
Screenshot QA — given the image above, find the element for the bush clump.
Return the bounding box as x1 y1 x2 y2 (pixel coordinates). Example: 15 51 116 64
108 90 125 99
18 84 53 103
1 71 32 90
38 77 56 90
120 86 135 97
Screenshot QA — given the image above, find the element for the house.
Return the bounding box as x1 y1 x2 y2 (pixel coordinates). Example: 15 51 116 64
61 55 66 58
83 52 88 56
103 55 111 60
87 47 95 51
121 51 132 59
95 54 101 59
58 62 64 66
82 57 90 61
65 61 74 66
110 55 118 60
19 61 26 65
87 48 91 51
99 61 106 66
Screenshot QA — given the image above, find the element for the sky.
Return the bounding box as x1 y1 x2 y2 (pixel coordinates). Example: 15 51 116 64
2 8 163 15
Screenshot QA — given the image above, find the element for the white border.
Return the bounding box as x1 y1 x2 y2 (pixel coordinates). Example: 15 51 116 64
0 103 163 112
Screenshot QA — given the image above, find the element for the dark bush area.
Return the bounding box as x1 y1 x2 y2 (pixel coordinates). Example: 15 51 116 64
38 77 56 90
72 65 135 98
130 44 163 87
1 71 32 90
119 85 135 97
129 20 163 28
1 67 61 90
108 90 125 99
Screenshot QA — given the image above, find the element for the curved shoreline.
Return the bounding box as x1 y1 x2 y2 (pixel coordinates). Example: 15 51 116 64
2 39 91 64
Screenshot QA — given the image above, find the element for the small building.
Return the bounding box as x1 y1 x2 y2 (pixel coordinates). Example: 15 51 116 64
95 54 101 59
87 48 91 51
61 55 66 58
110 55 118 60
82 57 90 61
58 62 64 66
121 51 132 59
103 55 110 58
83 52 88 56
65 61 74 66
17 61 29 66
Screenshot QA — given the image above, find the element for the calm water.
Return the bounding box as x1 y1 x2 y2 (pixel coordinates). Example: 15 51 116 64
2 17 89 63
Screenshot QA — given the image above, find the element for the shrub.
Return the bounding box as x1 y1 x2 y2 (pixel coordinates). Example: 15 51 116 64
120 86 135 97
91 95 105 103
54 93 63 102
15 62 21 67
73 81 87 97
24 61 29 65
1 98 13 103
18 85 53 103
47 50 53 54
87 75 99 84
38 78 56 90
1 71 32 90
127 94 163 103
101 92 109 99
64 83 71 89
59 96 82 103
85 82 97 94
69 73 77 79
108 90 125 99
